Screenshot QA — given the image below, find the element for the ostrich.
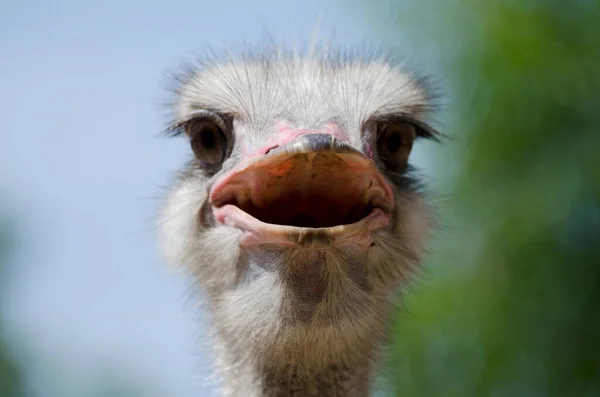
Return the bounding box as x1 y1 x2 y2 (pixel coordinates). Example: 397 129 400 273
159 48 439 397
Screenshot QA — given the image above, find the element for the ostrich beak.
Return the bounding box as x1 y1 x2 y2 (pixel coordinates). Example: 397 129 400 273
210 133 394 248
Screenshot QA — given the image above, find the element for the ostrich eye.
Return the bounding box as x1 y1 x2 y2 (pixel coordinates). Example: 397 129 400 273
187 119 227 167
376 121 417 171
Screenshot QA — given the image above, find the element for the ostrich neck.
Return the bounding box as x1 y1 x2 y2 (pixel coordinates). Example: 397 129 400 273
213 337 376 397
210 249 389 397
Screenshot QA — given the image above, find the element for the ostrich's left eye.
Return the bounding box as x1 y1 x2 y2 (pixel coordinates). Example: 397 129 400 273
187 119 227 167
376 121 417 171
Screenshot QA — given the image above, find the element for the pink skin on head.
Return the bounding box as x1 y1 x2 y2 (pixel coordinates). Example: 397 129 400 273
363 143 375 160
210 121 394 248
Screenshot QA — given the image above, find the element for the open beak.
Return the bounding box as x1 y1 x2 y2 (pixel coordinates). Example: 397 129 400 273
209 133 394 248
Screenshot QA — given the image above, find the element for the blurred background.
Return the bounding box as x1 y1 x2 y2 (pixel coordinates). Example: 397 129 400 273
1 0 598 396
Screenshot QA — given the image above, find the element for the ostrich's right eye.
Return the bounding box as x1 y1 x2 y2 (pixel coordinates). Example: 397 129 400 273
187 119 227 167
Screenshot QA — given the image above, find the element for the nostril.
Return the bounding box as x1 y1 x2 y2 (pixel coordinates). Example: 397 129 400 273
264 145 279 155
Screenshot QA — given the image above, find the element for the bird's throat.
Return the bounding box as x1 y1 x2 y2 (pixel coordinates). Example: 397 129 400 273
210 248 388 397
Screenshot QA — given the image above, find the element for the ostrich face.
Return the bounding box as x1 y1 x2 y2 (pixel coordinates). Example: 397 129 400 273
160 53 438 371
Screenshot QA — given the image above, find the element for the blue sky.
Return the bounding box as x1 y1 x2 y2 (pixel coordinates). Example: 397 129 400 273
0 1 440 395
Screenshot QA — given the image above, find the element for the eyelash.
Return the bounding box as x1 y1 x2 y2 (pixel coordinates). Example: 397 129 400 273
166 110 229 137
375 116 438 141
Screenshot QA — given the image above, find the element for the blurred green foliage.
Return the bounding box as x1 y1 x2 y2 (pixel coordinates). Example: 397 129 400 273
381 1 600 396
0 216 27 397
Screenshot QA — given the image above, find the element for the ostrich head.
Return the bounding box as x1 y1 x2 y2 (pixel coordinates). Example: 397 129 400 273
159 49 439 397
